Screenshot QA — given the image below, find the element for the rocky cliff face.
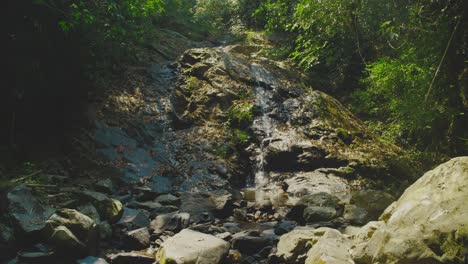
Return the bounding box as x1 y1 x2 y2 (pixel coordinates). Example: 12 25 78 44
1 32 464 264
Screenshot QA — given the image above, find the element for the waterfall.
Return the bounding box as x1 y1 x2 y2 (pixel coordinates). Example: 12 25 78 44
248 63 279 204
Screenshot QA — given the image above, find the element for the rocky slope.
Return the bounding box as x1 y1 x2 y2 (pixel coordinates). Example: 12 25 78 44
1 32 466 264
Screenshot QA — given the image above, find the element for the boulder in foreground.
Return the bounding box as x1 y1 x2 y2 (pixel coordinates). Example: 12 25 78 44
157 229 230 264
351 156 468 263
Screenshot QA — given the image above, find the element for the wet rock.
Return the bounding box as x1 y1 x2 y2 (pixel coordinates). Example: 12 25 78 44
232 234 276 255
117 207 151 231
260 229 278 240
344 220 384 261
223 222 242 234
150 212 190 234
127 200 162 211
16 243 54 263
349 190 394 220
155 194 180 206
94 178 116 194
149 176 172 194
215 232 232 241
226 249 242 263
274 221 297 235
76 190 123 223
304 229 353 264
351 157 468 263
283 171 351 205
179 193 217 223
0 222 15 256
98 221 113 239
47 226 87 254
106 252 154 264
77 256 109 264
149 205 179 218
6 185 54 236
276 226 332 263
124 227 150 250
288 192 342 224
94 123 137 148
157 229 230 264
303 206 338 222
178 172 230 193
232 208 247 221
76 203 101 224
43 209 98 256
343 204 368 225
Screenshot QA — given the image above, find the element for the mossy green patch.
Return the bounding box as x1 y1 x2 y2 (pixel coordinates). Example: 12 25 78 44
212 143 234 159
228 100 255 129
230 129 251 147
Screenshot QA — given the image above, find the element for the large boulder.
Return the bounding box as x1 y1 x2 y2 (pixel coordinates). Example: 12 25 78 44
43 209 98 256
288 192 343 224
276 227 329 263
304 229 353 264
150 212 191 234
157 229 230 264
76 190 123 223
6 185 54 236
117 207 151 231
351 157 468 263
283 171 352 205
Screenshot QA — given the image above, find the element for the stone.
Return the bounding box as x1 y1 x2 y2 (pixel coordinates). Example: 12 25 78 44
150 212 190 234
284 171 351 205
6 185 54 236
233 208 247 221
76 190 123 223
47 226 87 254
94 178 116 194
276 227 335 263
232 235 276 255
304 229 353 264
223 222 242 234
179 192 221 223
16 243 54 263
226 249 242 263
215 232 232 241
0 222 15 255
149 176 173 194
343 204 369 225
274 221 297 235
127 200 163 211
77 203 101 224
157 229 230 264
288 192 342 223
350 190 394 220
98 221 113 239
124 227 151 250
106 252 154 264
149 205 179 218
117 207 151 231
350 157 468 263
155 194 180 206
303 206 338 222
43 209 98 256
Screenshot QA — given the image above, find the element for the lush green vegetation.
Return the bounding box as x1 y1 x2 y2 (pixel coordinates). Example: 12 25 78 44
4 0 466 163
255 0 467 156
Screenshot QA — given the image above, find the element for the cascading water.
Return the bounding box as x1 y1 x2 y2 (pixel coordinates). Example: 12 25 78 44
246 63 279 204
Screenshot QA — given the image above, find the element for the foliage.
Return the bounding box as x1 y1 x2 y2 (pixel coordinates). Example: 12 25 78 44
230 128 251 147
255 0 467 154
228 100 255 129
